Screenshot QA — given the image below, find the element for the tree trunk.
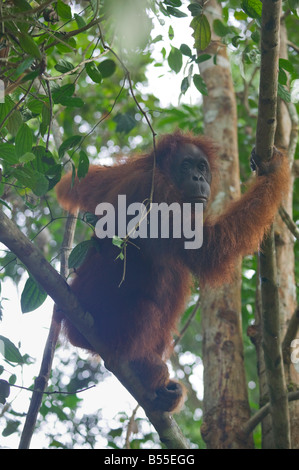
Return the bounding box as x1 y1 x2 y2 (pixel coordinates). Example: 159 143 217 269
274 17 298 448
254 16 297 449
197 0 253 449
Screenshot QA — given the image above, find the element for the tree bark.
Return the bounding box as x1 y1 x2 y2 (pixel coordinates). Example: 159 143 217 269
275 16 298 449
197 0 253 449
255 0 291 449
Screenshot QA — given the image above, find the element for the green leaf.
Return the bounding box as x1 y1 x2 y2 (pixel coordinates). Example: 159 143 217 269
85 62 102 83
13 0 32 12
58 96 84 108
193 74 208 95
68 240 95 269
213 19 231 37
12 167 32 188
84 212 98 227
196 54 212 64
13 167 49 196
40 103 51 136
288 0 299 8
15 123 33 157
97 60 117 78
77 150 89 180
113 113 136 134
2 420 21 437
251 30 260 43
52 83 75 104
0 379 10 404
21 276 47 313
0 98 23 136
180 43 192 57
46 164 62 190
277 83 291 103
9 374 17 385
7 110 23 137
32 146 55 171
0 199 12 210
58 135 82 159
0 143 19 164
234 10 248 21
112 235 124 248
0 335 24 364
17 32 42 59
181 77 190 94
188 3 203 16
57 0 72 19
168 47 183 73
19 152 35 163
279 58 295 75
54 34 76 53
152 34 163 44
164 0 182 6
74 13 86 28
54 59 74 73
241 0 262 19
20 70 40 83
27 98 44 114
0 98 13 122
168 25 174 40
15 57 35 75
278 68 288 86
32 172 49 196
166 6 187 17
190 15 211 51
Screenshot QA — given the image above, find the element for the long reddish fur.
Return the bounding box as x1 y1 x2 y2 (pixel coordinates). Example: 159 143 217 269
55 131 290 410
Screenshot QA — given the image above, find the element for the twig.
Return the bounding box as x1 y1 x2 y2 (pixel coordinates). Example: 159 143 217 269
282 307 299 364
279 206 299 241
287 40 299 53
242 390 299 437
44 16 106 52
97 27 157 203
12 382 95 396
72 78 127 156
44 79 53 152
41 52 107 82
174 296 200 346
18 310 62 449
125 404 139 449
0 79 35 132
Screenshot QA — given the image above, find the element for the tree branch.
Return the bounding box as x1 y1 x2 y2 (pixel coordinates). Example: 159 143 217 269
255 0 291 449
19 213 78 449
0 209 189 449
282 307 299 364
256 0 290 449
18 311 61 449
242 391 299 437
279 206 299 241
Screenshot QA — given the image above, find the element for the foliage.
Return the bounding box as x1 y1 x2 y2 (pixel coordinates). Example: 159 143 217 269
0 0 298 449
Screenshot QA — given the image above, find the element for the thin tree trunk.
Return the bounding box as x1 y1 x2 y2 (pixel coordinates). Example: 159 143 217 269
255 0 291 449
197 0 253 449
249 12 297 451
275 17 298 448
